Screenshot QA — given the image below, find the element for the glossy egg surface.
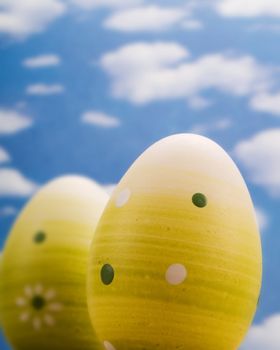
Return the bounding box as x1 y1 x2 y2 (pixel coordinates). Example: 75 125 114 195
0 176 108 350
87 134 262 350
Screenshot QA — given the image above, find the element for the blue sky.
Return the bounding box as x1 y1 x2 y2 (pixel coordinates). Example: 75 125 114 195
0 0 280 349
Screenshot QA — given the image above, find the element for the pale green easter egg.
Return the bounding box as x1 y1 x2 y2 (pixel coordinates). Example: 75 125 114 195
0 176 108 350
87 134 262 350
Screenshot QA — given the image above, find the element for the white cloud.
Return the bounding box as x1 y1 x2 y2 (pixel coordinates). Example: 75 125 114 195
23 54 61 68
234 129 280 196
0 0 201 39
82 111 120 128
190 118 232 135
104 6 187 32
0 206 17 217
255 207 269 232
0 0 66 38
26 83 64 95
0 168 38 197
70 0 143 10
15 101 27 109
241 315 280 350
216 0 280 18
0 109 32 134
0 147 10 163
101 42 272 105
188 95 212 110
181 19 203 31
101 42 189 76
248 23 280 33
250 92 280 116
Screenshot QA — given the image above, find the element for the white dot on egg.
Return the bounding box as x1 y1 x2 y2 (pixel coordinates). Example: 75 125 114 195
165 263 187 285
115 188 131 207
104 340 116 350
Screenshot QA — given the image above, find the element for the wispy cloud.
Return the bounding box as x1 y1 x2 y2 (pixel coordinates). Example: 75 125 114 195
188 96 212 110
0 0 199 40
234 129 280 196
102 184 116 195
190 118 232 135
104 6 188 32
0 168 38 197
23 54 61 68
101 42 273 106
26 84 65 96
0 147 10 163
0 206 17 217
250 92 280 116
181 19 203 31
255 207 269 232
241 314 280 350
248 23 280 33
216 0 280 18
0 0 66 39
81 111 120 128
70 0 143 10
0 109 32 135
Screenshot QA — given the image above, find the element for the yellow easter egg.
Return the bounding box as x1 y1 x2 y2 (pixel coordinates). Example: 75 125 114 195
0 176 108 350
87 134 262 350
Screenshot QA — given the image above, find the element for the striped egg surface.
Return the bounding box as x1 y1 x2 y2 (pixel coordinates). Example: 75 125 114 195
0 176 108 350
87 134 262 350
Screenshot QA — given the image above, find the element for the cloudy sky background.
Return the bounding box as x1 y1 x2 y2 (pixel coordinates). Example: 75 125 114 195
1 0 280 349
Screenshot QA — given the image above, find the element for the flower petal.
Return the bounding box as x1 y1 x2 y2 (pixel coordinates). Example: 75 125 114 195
44 314 55 326
33 317 42 331
34 284 43 294
19 311 30 322
16 297 27 307
24 285 33 297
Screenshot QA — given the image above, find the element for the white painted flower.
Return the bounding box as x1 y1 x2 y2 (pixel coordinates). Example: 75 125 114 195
16 283 63 331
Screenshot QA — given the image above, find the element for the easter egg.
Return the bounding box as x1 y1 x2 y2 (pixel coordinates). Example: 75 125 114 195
87 134 262 350
0 176 108 350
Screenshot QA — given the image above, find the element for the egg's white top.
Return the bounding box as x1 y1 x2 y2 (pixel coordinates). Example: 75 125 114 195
22 175 109 226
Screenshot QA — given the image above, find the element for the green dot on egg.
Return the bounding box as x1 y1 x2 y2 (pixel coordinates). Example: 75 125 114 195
192 193 207 208
101 264 114 285
33 231 46 244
